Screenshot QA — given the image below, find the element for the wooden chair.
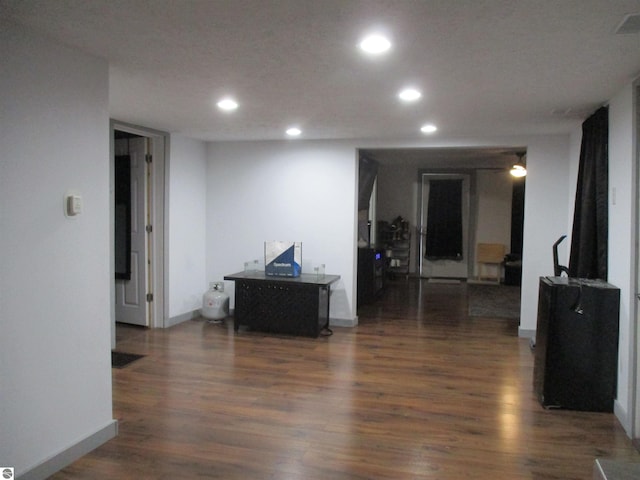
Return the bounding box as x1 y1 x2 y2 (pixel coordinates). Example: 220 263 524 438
476 243 506 283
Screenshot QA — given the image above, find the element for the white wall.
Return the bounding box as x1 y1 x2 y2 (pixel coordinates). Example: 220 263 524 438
475 170 512 247
168 135 208 321
376 163 420 224
519 136 572 336
206 140 358 324
607 83 635 434
0 23 115 477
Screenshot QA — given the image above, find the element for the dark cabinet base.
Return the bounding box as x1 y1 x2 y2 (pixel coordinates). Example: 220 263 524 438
224 272 340 338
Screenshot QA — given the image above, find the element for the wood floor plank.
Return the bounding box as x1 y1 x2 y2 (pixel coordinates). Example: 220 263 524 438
52 280 640 479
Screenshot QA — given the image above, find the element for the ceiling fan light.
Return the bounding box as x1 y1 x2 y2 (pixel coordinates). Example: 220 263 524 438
510 164 527 177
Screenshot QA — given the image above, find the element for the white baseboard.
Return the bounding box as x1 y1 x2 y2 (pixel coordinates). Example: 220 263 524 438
166 309 201 327
518 327 535 339
614 399 632 437
19 420 117 480
330 316 358 328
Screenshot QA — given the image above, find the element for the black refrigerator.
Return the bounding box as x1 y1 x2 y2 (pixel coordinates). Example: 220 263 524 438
533 276 620 412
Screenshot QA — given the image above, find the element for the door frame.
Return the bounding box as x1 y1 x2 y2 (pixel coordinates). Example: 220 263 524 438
417 170 476 279
109 120 168 348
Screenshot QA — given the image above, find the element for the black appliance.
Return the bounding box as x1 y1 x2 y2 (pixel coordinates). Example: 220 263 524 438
357 248 385 307
533 276 620 411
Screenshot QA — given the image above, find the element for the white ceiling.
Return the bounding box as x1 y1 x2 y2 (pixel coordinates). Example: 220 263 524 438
3 0 640 148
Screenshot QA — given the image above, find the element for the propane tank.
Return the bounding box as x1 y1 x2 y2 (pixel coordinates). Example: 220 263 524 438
202 282 229 322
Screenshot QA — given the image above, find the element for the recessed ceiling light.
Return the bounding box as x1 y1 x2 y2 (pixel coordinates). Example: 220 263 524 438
420 124 438 134
286 127 302 137
399 88 422 102
358 34 391 54
217 98 238 111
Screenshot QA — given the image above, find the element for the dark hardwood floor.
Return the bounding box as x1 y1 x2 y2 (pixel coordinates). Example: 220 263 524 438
53 279 639 479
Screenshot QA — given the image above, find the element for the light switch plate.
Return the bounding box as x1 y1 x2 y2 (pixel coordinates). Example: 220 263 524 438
64 191 82 218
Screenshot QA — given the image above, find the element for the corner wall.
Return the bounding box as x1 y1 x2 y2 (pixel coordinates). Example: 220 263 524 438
608 83 635 434
0 22 115 477
168 134 208 322
518 136 572 336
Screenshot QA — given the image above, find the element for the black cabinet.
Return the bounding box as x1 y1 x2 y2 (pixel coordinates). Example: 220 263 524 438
533 277 620 411
357 248 384 307
224 272 340 337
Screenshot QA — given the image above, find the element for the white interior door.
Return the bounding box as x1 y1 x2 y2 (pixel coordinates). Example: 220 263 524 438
419 173 470 279
115 136 149 326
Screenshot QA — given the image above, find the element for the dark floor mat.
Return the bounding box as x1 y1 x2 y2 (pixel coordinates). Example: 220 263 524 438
111 351 145 369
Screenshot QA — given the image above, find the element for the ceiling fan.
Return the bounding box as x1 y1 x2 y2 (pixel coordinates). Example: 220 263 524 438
510 152 527 177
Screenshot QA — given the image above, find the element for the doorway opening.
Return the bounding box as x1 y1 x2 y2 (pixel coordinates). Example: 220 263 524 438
114 131 150 327
357 146 526 310
418 173 471 280
110 121 167 349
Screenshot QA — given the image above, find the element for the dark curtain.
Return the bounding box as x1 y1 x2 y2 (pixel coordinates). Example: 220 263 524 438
115 155 131 280
425 179 463 260
510 178 525 255
568 106 608 280
358 156 378 211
